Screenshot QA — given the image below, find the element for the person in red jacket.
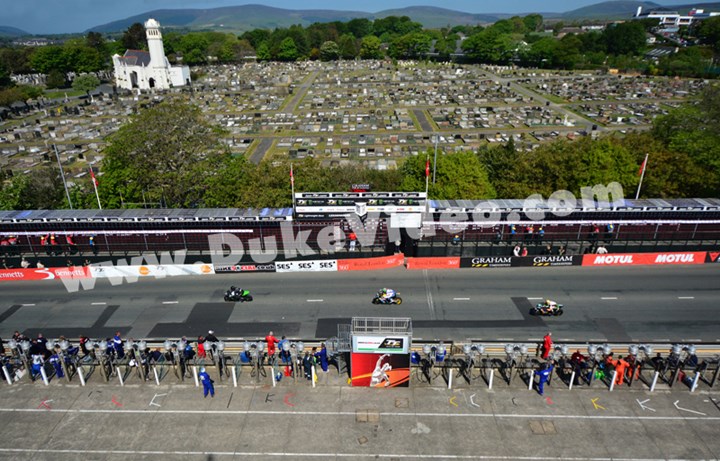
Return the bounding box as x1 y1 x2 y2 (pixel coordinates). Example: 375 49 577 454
265 331 279 357
541 332 553 359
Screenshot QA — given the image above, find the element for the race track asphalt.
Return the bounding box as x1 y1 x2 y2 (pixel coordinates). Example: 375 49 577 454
1 265 718 343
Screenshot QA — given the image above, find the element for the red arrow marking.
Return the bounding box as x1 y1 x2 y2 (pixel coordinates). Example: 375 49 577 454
37 399 52 410
111 396 123 407
283 393 296 407
545 397 554 405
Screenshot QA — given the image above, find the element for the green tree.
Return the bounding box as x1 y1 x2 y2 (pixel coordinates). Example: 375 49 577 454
523 14 544 32
603 22 646 55
695 16 720 53
0 167 64 210
256 42 271 61
277 37 299 61
400 151 495 199
388 32 432 59
30 45 67 73
45 69 67 89
100 100 229 208
72 74 100 94
122 23 147 50
360 35 383 59
319 40 340 61
347 18 373 38
338 34 358 59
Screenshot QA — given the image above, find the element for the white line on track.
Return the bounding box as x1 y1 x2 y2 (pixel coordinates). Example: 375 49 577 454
600 297 618 300
1 407 718 421
21 304 35 306
162 301 178 305
527 297 543 300
91 302 106 306
0 447 708 460
677 297 695 300
306 299 324 303
453 297 470 301
682 339 702 342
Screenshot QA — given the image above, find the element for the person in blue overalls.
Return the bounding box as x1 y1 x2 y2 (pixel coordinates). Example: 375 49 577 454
49 349 64 379
199 367 214 398
537 363 554 396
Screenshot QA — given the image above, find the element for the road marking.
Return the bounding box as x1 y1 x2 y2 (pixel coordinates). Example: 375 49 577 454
91 302 106 306
681 339 702 343
636 399 656 412
469 394 480 408
306 299 324 303
37 399 53 410
677 297 694 300
453 297 470 301
111 396 122 407
673 400 706 416
21 304 35 307
149 393 167 408
591 398 605 410
0 448 710 460
284 393 295 407
600 297 617 300
2 408 720 421
162 301 178 305
449 397 458 407
527 298 543 300
423 270 437 321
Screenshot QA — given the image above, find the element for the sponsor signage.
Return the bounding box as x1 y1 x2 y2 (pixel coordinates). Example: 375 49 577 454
214 264 276 273
350 352 410 388
522 255 581 267
274 260 337 273
707 252 720 263
352 335 410 354
461 256 512 268
337 254 404 271
582 252 706 266
405 257 460 270
0 267 91 282
295 192 426 215
90 264 215 278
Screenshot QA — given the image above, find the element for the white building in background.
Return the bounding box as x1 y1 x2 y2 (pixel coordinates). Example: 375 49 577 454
634 6 720 28
112 19 190 91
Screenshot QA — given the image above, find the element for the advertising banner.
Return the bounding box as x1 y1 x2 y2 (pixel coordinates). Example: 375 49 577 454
582 251 707 267
90 264 214 278
274 260 337 273
516 255 582 267
405 257 460 270
706 252 720 264
337 254 404 271
350 352 410 388
460 256 513 268
352 335 411 354
0 267 91 282
214 264 276 273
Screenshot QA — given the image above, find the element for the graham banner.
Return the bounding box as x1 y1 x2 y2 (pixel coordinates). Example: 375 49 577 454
350 352 410 388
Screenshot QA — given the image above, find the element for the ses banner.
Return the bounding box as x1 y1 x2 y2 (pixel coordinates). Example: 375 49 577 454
350 352 410 388
274 260 337 273
582 252 707 267
0 267 91 282
352 335 411 354
214 264 276 273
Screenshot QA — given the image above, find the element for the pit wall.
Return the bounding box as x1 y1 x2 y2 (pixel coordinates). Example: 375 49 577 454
0 251 717 281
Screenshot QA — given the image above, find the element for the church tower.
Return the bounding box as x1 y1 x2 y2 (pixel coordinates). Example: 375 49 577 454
145 18 167 69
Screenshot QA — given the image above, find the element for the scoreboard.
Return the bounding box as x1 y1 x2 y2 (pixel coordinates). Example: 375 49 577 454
294 192 426 218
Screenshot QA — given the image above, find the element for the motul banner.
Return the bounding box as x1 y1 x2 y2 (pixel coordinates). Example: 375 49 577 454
0 267 91 282
583 252 707 266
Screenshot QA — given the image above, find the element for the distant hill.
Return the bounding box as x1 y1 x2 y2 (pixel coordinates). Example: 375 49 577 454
88 4 499 34
561 1 720 19
87 1 720 34
0 26 30 37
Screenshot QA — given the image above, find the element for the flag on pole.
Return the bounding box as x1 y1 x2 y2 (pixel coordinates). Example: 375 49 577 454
425 159 430 178
638 156 648 177
89 168 98 187
290 164 294 186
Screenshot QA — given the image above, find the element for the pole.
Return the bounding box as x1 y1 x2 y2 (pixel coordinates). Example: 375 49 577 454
424 155 430 213
290 164 296 216
90 169 102 210
635 154 649 200
53 144 73 209
433 136 438 184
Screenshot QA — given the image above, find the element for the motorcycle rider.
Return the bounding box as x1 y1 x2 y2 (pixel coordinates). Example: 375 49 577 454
380 288 396 303
229 286 249 299
543 299 558 314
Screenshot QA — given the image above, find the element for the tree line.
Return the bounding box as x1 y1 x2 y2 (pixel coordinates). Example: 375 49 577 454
2 84 717 210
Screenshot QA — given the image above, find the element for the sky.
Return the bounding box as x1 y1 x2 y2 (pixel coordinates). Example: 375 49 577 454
6 0 682 35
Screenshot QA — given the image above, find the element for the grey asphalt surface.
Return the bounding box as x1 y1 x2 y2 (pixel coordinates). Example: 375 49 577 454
1 265 719 343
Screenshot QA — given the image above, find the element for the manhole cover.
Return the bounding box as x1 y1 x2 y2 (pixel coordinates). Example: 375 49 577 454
358 436 368 445
356 410 380 423
395 398 409 408
529 420 556 435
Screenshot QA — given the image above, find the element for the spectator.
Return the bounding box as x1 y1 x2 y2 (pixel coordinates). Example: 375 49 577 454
79 336 90 356
31 353 44 380
197 336 206 359
2 258 9 269
36 261 45 269
558 246 566 256
537 226 544 242
49 348 64 379
513 245 521 257
521 246 528 257
605 224 614 240
302 351 313 380
509 224 516 241
265 331 279 357
543 244 552 255
348 232 357 251
525 225 534 242
89 236 97 255
394 239 401 254
596 246 608 254
20 257 30 269
494 227 502 243
198 367 215 398
315 343 329 373
541 333 553 359
36 333 49 357
537 362 554 396
451 234 461 246
206 330 219 342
